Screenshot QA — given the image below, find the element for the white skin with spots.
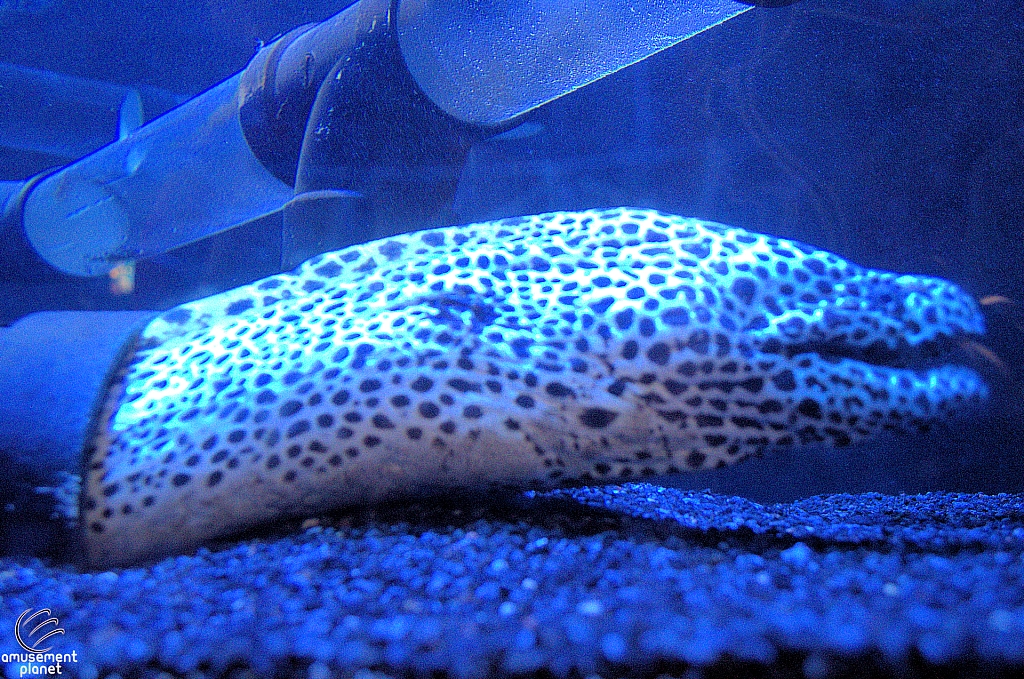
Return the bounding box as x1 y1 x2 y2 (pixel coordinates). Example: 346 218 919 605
82 209 986 567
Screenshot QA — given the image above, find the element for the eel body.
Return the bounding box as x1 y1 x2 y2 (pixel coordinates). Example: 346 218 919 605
82 208 986 567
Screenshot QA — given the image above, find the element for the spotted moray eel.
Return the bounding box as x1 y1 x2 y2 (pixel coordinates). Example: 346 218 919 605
82 208 986 567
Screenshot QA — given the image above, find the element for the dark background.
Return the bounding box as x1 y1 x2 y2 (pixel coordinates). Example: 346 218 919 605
1 0 1022 499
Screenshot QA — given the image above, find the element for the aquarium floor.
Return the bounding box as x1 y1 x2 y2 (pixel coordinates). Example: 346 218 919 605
3 485 1024 679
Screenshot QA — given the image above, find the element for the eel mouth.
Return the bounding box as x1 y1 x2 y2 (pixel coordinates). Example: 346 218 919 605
756 328 991 415
764 331 980 372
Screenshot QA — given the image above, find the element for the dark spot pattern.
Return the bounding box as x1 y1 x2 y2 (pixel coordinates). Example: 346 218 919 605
82 207 987 568
579 408 618 429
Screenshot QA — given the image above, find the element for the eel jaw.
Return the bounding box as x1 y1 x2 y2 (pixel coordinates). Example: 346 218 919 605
769 330 984 373
736 270 989 442
752 329 988 443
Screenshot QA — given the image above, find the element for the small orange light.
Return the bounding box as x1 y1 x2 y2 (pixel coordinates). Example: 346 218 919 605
109 261 135 295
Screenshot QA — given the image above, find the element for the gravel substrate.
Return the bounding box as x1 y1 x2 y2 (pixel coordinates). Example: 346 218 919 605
2 484 1024 678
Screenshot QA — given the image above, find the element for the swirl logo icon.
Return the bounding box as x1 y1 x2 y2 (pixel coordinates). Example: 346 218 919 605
14 608 64 653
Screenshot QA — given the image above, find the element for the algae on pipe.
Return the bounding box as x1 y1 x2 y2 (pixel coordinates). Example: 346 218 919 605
397 0 753 125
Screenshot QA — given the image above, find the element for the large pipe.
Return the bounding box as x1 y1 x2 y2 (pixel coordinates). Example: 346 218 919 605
397 0 752 126
12 0 774 279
